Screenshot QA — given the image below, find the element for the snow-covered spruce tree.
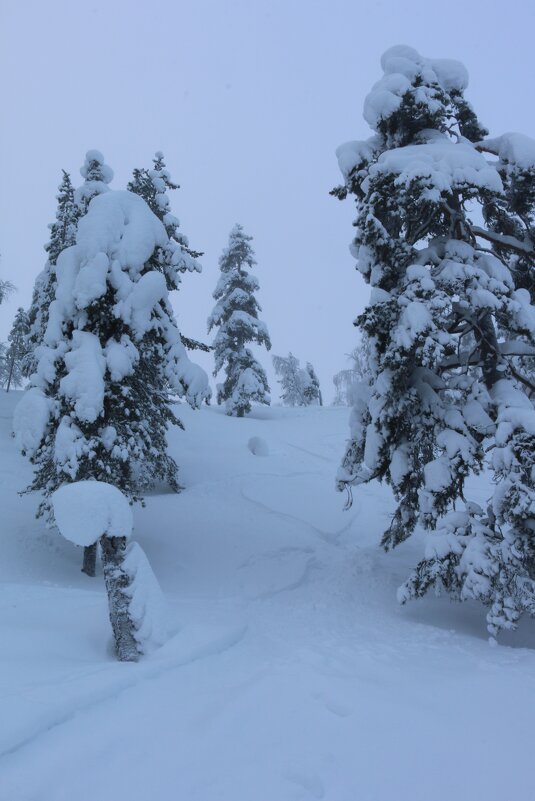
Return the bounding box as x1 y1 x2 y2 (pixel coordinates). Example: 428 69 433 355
15 187 209 576
333 45 535 635
304 362 322 405
4 307 29 391
23 171 80 378
208 225 271 416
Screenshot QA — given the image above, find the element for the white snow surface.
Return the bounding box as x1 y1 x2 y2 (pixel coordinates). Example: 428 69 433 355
52 480 133 546
2 391 535 800
123 542 168 653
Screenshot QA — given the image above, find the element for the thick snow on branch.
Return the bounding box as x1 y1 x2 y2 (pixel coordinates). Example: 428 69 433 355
164 322 211 408
76 191 167 274
13 388 54 456
59 331 106 423
36 190 208 410
369 141 503 197
42 191 168 359
52 480 133 546
479 132 535 171
336 136 382 179
80 150 114 184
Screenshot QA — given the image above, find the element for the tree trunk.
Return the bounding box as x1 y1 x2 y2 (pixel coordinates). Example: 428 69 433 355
100 535 139 662
476 313 501 390
5 355 15 392
81 543 97 577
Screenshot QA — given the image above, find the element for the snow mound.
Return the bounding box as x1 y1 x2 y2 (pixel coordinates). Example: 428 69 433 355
52 481 133 546
123 542 168 653
248 436 269 457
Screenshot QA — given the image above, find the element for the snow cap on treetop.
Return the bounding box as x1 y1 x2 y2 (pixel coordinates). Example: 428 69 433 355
80 150 114 184
364 45 469 130
52 480 133 546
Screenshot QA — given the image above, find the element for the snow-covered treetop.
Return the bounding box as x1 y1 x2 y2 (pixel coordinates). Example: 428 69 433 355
364 45 468 131
80 149 114 184
45 171 79 266
219 224 256 272
75 150 114 211
128 152 202 290
336 45 488 183
52 480 133 546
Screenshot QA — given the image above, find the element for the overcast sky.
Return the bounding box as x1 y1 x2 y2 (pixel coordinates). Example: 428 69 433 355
1 0 534 401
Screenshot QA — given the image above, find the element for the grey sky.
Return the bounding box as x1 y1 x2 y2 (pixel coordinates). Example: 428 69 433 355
1 0 534 401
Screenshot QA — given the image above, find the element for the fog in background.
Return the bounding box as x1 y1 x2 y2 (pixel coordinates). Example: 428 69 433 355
1 0 533 401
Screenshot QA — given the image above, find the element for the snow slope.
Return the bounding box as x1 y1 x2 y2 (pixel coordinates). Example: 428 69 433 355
1 390 535 801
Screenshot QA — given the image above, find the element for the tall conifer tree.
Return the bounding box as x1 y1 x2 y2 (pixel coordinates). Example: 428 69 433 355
208 225 271 417
334 46 535 635
24 171 80 377
15 178 209 575
4 307 29 391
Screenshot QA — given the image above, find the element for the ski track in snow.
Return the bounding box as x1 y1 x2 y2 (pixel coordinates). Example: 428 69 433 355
239 485 359 545
1 622 248 760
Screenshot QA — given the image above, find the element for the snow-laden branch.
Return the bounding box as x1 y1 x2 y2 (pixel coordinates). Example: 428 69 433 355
471 225 533 255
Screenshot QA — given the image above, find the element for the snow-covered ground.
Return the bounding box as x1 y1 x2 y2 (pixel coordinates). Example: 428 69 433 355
2 390 535 801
